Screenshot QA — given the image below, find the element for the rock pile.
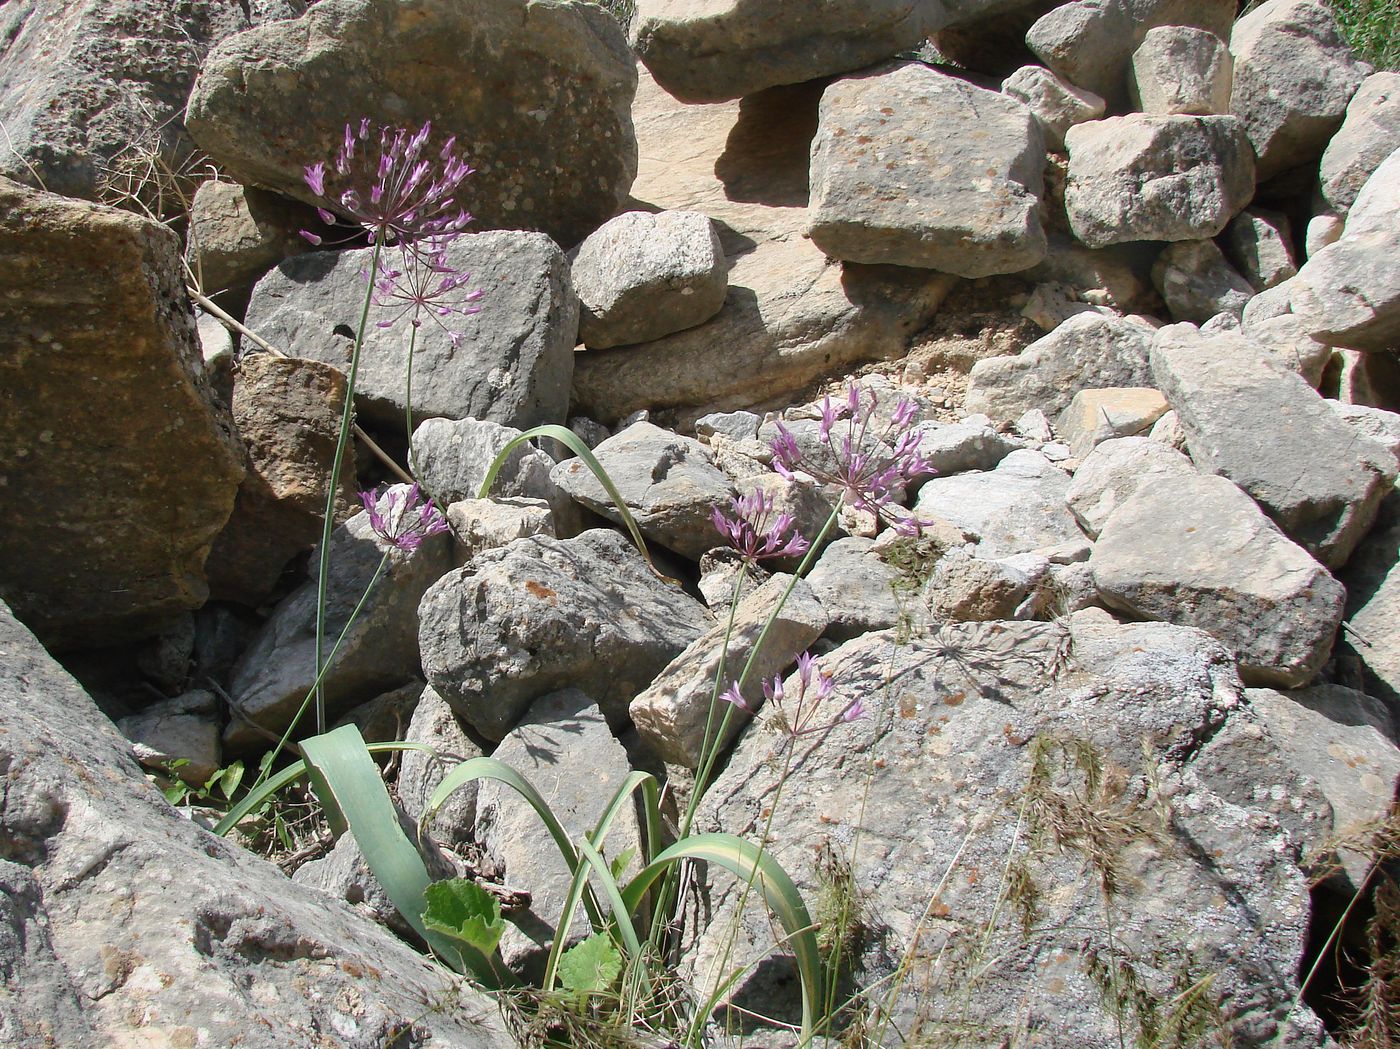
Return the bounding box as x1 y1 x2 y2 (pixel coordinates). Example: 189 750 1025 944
1 0 1399 1045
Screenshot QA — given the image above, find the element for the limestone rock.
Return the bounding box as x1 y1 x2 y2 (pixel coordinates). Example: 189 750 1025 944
0 599 512 1049
804 536 905 641
1001 65 1105 152
1289 147 1400 352
225 508 453 749
629 0 939 104
475 688 639 973
809 63 1046 278
1229 0 1369 182
0 178 244 649
573 210 727 349
550 421 736 561
914 416 1021 476
1065 435 1197 539
1064 114 1255 248
1239 312 1333 387
445 498 555 567
418 529 710 740
1091 473 1345 687
965 312 1157 422
1151 239 1254 324
1319 72 1400 214
1025 0 1236 104
1223 207 1298 292
245 232 577 430
1330 402 1400 469
117 689 222 787
397 684 484 851
1056 387 1170 458
1342 491 1400 711
692 617 1330 1047
631 574 828 767
921 546 1051 622
1130 26 1233 116
912 449 1086 561
1151 323 1396 567
186 180 316 294
1306 210 1347 258
186 0 637 246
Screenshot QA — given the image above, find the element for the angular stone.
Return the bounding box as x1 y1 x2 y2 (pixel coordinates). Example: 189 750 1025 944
1223 206 1298 292
1064 115 1255 248
418 529 710 739
117 689 222 786
0 600 512 1049
1057 387 1170 458
914 416 1021 475
1289 147 1400 352
965 312 1157 422
1130 26 1232 116
1151 239 1254 324
1342 492 1400 711
1001 65 1105 152
1229 0 1369 182
550 421 736 561
445 497 554 567
186 0 637 247
396 684 484 851
913 449 1086 560
1306 210 1347 258
630 0 939 104
1026 0 1236 104
809 63 1046 278
1151 323 1396 567
1239 311 1333 387
225 506 453 749
1065 435 1197 539
186 180 315 294
572 210 727 349
0 0 276 200
1091 473 1345 686
0 178 244 649
920 546 1051 622
631 574 827 767
692 616 1330 1047
205 353 357 606
804 536 905 642
1330 402 1400 469
1319 72 1400 214
571 70 955 424
475 688 639 973
245 232 577 430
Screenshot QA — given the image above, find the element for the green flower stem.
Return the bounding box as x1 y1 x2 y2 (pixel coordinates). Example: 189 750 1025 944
405 323 419 476
314 240 384 734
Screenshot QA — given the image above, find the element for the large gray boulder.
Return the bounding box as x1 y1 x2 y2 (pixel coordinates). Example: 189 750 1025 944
572 210 727 349
1063 114 1255 248
245 232 577 431
186 0 637 246
226 508 454 749
1151 323 1396 568
397 684 484 851
1129 25 1233 116
1319 72 1400 214
0 178 244 650
964 312 1157 422
691 616 1330 1047
809 62 1047 278
0 0 296 200
1229 0 1369 183
418 529 711 739
1000 64 1105 152
0 599 512 1049
1065 435 1197 539
1091 473 1345 687
630 0 941 104
1289 147 1400 352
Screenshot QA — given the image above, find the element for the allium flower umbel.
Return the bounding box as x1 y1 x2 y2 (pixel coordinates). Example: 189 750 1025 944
372 250 484 348
722 652 862 743
303 119 474 248
770 384 934 535
360 483 450 553
711 489 810 566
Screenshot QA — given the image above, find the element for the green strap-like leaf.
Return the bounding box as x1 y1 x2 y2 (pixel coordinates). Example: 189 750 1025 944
622 833 824 1042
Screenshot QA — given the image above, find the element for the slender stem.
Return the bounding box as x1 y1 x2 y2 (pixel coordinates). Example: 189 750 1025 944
314 241 383 734
405 322 419 476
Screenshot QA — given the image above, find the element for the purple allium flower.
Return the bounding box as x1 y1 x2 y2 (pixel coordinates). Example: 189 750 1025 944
720 681 753 714
771 384 934 536
302 119 474 249
360 482 450 553
711 488 810 566
372 248 484 347
760 652 863 744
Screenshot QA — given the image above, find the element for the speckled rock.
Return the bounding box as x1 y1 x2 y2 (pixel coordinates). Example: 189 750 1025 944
1130 25 1232 116
1151 239 1254 324
1001 65 1105 151
1319 72 1400 214
186 180 316 293
1064 435 1197 539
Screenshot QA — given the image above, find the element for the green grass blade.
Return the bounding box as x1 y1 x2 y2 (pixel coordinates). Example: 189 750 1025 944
475 424 677 583
577 835 641 959
622 832 824 1042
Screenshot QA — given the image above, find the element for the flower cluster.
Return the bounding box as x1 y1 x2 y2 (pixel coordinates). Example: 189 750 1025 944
770 385 934 534
361 482 450 553
372 250 484 348
711 489 810 566
723 652 862 743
